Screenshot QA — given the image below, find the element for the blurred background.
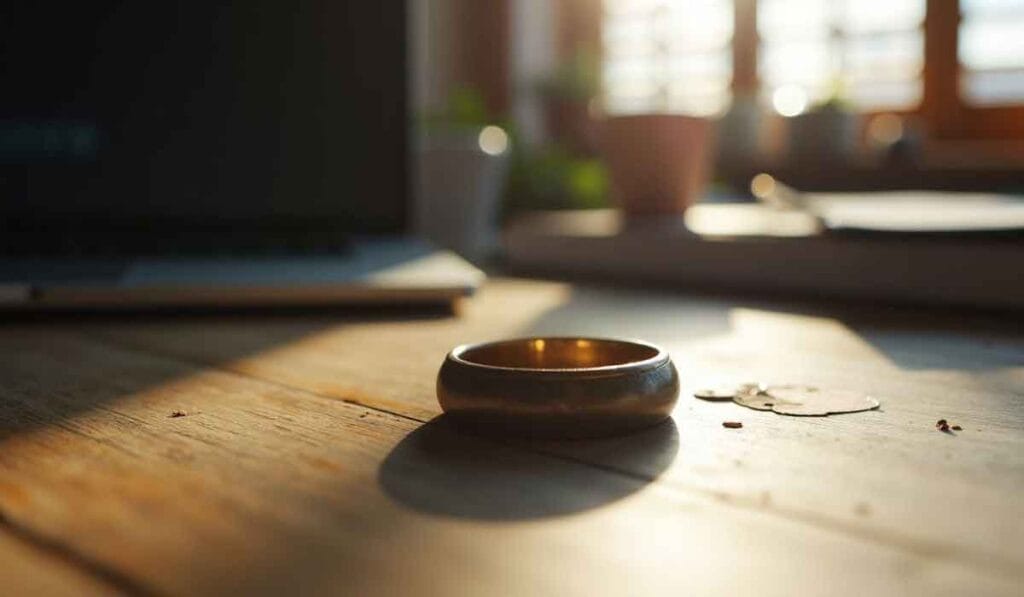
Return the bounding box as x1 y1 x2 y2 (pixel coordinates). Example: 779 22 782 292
3 1 1021 309
411 0 1024 263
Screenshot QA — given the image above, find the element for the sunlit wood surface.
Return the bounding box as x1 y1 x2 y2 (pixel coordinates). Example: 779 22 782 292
1 278 1021 596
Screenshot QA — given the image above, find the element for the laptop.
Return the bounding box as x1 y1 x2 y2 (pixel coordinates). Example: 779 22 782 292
0 1 483 309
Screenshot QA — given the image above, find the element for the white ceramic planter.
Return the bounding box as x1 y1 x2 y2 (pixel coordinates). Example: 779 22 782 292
414 128 510 264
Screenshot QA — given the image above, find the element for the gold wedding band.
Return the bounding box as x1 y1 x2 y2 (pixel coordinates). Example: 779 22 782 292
437 337 679 438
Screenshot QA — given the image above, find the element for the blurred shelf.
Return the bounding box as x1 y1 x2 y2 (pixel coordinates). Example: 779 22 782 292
718 159 1024 193
503 207 1024 310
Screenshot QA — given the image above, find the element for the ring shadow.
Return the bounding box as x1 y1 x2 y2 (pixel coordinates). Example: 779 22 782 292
378 415 679 521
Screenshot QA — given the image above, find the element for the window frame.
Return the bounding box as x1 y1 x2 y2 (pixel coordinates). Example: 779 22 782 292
923 0 1024 141
580 0 1024 143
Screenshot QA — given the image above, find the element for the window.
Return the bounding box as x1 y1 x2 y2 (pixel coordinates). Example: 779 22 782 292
602 0 733 115
959 0 1024 106
598 0 1024 142
758 0 925 112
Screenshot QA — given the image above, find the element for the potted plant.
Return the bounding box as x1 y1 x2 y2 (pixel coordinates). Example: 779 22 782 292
502 144 610 216
785 82 860 165
536 51 601 155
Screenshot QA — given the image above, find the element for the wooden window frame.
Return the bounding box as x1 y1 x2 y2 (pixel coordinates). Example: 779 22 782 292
566 0 1024 145
924 0 1024 141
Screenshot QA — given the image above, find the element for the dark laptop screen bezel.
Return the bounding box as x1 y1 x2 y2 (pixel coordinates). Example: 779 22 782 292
0 1 409 254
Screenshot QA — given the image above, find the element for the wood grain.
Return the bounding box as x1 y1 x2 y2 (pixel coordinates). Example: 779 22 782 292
84 280 1024 566
0 517 116 597
0 278 1022 595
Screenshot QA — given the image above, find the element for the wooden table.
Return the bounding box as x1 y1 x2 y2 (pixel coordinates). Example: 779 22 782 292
1 278 1022 596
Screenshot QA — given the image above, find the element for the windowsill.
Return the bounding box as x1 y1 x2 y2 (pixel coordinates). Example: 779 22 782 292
717 153 1024 193
502 206 1024 310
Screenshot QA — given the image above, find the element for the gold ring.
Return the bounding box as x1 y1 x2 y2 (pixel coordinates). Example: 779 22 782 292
437 337 679 438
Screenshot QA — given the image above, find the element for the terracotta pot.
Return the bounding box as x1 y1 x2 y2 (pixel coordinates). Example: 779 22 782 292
599 115 714 215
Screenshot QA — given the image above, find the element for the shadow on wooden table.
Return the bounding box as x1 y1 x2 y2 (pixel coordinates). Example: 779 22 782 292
378 416 678 520
0 304 454 442
831 309 1024 372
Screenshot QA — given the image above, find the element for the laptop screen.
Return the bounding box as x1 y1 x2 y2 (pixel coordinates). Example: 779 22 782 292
0 1 408 250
